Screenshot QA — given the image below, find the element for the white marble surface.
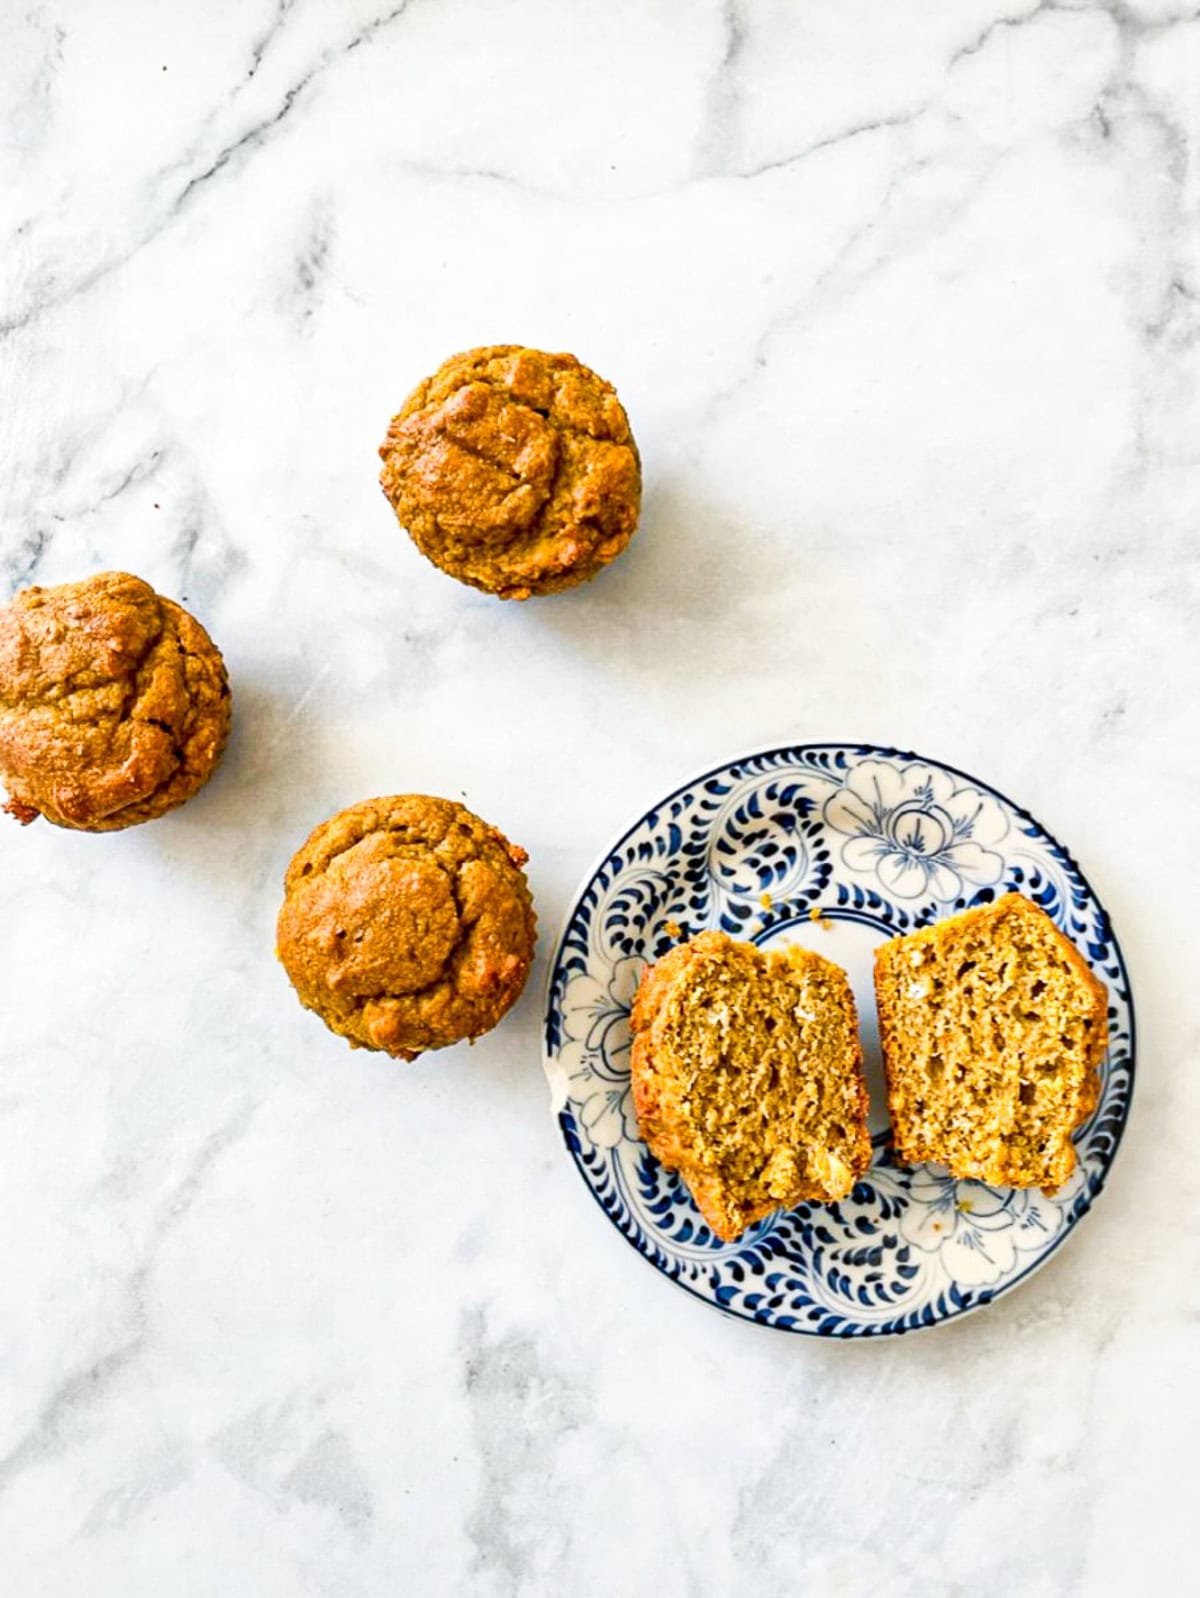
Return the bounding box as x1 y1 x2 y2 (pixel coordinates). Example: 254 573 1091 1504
1 2 1198 1592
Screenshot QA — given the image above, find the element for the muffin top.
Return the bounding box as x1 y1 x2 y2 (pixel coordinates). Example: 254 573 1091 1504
276 795 536 1059
0 570 231 831
379 345 641 599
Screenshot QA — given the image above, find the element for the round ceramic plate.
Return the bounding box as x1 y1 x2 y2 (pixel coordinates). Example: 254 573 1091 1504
543 744 1134 1337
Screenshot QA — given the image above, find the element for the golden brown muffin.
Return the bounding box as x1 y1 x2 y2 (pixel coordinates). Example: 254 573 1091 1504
875 892 1108 1191
276 795 537 1060
630 931 872 1243
0 570 231 832
378 345 641 598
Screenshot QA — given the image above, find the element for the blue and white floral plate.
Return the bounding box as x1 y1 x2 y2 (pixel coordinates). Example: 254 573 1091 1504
543 744 1134 1337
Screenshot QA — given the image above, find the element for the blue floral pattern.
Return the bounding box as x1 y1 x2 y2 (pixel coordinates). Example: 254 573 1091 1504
556 956 643 1148
543 745 1135 1337
823 758 1007 902
893 1168 1049 1287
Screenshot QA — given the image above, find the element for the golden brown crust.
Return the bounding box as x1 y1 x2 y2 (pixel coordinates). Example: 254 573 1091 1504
0 571 231 831
276 795 537 1060
630 931 872 1243
874 892 1108 1192
378 345 641 599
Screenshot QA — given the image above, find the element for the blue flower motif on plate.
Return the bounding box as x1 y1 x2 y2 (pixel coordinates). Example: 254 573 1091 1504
823 757 1007 902
556 956 643 1149
893 1169 1049 1288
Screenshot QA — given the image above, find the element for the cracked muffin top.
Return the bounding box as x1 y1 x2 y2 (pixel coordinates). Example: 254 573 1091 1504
0 570 232 832
276 795 537 1060
378 345 641 599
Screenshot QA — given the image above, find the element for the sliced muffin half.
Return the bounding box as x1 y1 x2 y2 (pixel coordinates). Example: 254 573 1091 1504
875 892 1108 1191
630 931 872 1243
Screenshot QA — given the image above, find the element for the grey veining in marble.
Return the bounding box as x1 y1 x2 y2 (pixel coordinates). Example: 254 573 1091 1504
1 3 1197 1594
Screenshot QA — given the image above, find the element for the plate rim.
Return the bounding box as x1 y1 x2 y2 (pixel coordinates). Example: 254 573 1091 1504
542 739 1137 1338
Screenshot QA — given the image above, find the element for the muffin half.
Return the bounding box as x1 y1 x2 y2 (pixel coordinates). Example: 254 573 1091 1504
630 931 872 1243
875 892 1108 1190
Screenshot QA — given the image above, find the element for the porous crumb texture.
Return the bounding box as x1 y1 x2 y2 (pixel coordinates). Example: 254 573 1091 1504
0 570 231 831
875 892 1108 1191
276 795 537 1061
630 931 872 1243
378 345 641 599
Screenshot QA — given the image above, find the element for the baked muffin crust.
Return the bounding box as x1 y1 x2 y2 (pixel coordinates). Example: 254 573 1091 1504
0 570 231 831
276 795 536 1059
379 345 641 598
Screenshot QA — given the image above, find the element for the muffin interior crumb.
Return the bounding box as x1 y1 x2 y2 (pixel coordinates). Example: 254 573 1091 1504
877 895 1107 1189
663 959 863 1193
631 933 871 1241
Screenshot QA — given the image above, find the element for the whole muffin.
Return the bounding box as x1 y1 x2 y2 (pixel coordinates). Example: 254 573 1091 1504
378 345 641 598
0 570 231 831
277 795 537 1059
